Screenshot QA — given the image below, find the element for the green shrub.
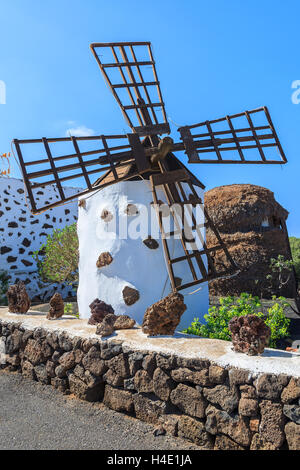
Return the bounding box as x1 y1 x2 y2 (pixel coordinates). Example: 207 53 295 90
33 224 79 285
290 236 300 281
0 271 9 305
184 293 290 349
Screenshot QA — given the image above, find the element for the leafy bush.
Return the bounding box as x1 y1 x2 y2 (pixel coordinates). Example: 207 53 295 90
33 224 79 285
290 236 300 281
184 293 290 349
0 271 9 305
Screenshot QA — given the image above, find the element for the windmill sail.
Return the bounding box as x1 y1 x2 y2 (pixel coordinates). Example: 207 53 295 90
13 133 151 214
150 167 237 292
90 42 170 136
179 107 287 164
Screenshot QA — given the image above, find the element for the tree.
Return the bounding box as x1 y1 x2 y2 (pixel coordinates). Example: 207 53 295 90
290 237 300 281
33 224 79 285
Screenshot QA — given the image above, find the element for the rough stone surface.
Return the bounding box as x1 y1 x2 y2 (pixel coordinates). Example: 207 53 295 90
134 369 153 393
1 313 300 450
142 354 156 376
96 252 113 269
259 400 285 449
205 184 295 298
177 415 214 449
153 368 174 401
122 287 140 306
114 315 136 330
107 353 130 378
281 378 300 404
68 373 104 402
171 367 210 386
133 394 168 424
250 434 277 450
238 397 258 417
229 368 253 387
47 293 64 320
283 404 300 424
88 299 114 325
143 236 159 250
203 385 239 413
158 414 180 437
170 384 207 419
24 339 52 365
82 348 107 377
142 293 187 336
96 314 116 337
103 385 134 413
255 373 289 400
205 405 252 447
229 314 271 356
284 422 300 450
214 435 245 450
209 365 227 384
7 282 31 314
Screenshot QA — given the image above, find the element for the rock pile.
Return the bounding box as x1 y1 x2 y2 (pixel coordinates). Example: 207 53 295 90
96 314 136 337
7 282 31 314
142 293 186 336
47 293 64 320
229 315 271 355
88 299 114 325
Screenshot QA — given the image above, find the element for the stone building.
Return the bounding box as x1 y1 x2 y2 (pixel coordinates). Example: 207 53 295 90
205 184 297 298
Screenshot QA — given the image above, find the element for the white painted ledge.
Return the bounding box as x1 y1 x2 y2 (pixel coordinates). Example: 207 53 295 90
1 307 299 378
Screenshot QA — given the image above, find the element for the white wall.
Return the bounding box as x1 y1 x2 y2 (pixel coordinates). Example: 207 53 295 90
0 176 79 302
77 180 209 330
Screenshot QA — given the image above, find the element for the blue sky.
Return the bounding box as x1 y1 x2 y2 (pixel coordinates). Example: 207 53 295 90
0 0 299 235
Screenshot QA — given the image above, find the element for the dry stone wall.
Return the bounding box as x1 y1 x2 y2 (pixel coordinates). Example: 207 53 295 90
1 316 299 450
0 177 80 301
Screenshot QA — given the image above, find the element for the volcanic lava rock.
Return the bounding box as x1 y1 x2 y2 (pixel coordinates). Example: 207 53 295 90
122 286 140 306
114 315 136 330
47 293 64 320
125 204 139 216
142 293 187 336
143 236 159 250
228 314 271 356
96 252 113 268
88 299 114 325
96 314 116 337
100 209 113 222
7 281 31 314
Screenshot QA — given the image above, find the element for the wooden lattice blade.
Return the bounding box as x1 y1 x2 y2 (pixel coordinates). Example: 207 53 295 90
13 133 151 214
90 42 170 136
178 106 287 164
150 168 237 293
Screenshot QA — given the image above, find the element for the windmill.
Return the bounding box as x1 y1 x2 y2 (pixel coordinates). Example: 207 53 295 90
12 42 287 326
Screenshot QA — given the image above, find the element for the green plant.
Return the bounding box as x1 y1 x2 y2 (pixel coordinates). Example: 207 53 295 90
183 293 290 349
64 303 73 315
0 271 9 305
290 236 300 281
33 224 79 285
64 302 79 318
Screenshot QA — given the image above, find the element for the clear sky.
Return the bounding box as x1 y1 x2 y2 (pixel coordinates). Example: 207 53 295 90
0 0 299 235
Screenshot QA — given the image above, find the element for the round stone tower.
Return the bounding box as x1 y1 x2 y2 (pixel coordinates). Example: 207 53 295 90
205 184 297 299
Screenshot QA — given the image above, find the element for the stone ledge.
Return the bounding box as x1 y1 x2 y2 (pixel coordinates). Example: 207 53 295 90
1 308 300 378
1 308 300 450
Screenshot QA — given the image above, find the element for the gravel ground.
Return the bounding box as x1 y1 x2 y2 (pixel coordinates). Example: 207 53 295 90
0 370 199 451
